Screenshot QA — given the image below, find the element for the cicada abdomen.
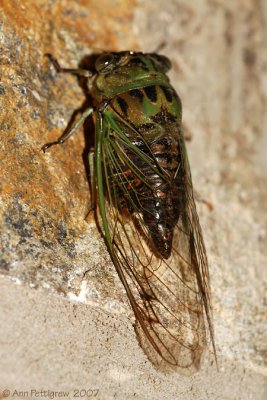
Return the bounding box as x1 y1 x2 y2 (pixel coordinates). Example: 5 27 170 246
44 51 216 373
107 82 184 260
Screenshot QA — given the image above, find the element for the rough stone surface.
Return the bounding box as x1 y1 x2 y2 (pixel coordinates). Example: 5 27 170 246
0 0 266 399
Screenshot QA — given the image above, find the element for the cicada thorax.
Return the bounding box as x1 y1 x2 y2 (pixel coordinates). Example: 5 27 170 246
106 83 184 259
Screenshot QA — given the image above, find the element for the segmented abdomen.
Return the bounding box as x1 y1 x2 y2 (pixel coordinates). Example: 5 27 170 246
109 84 183 259
139 135 182 259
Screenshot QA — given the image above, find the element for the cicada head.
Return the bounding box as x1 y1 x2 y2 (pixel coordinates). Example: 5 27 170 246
92 51 171 101
95 51 171 74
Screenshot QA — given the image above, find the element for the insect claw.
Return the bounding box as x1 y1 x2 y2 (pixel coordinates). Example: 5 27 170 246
45 53 61 72
41 141 58 153
41 144 49 153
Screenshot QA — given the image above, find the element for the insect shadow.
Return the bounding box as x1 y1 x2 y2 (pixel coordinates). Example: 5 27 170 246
46 53 100 210
75 54 98 203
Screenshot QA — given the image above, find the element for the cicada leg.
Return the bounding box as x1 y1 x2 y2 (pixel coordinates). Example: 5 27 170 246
43 53 94 152
45 53 92 78
42 107 94 152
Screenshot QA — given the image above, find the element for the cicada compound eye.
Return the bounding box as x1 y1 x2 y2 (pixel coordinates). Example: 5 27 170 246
95 53 116 73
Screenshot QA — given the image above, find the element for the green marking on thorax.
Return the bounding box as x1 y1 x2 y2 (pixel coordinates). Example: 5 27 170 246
95 64 170 99
142 95 160 116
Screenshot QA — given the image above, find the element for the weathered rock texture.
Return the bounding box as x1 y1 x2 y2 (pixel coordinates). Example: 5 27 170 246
0 0 266 399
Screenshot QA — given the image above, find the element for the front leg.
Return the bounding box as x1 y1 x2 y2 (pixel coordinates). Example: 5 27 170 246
42 107 94 152
45 53 92 78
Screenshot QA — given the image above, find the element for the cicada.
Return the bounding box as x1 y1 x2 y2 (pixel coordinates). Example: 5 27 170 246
43 51 216 372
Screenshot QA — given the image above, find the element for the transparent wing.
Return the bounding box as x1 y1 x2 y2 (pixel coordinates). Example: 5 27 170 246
95 110 215 373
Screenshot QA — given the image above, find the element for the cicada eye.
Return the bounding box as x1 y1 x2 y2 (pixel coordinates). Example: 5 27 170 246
149 54 171 73
95 53 116 73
